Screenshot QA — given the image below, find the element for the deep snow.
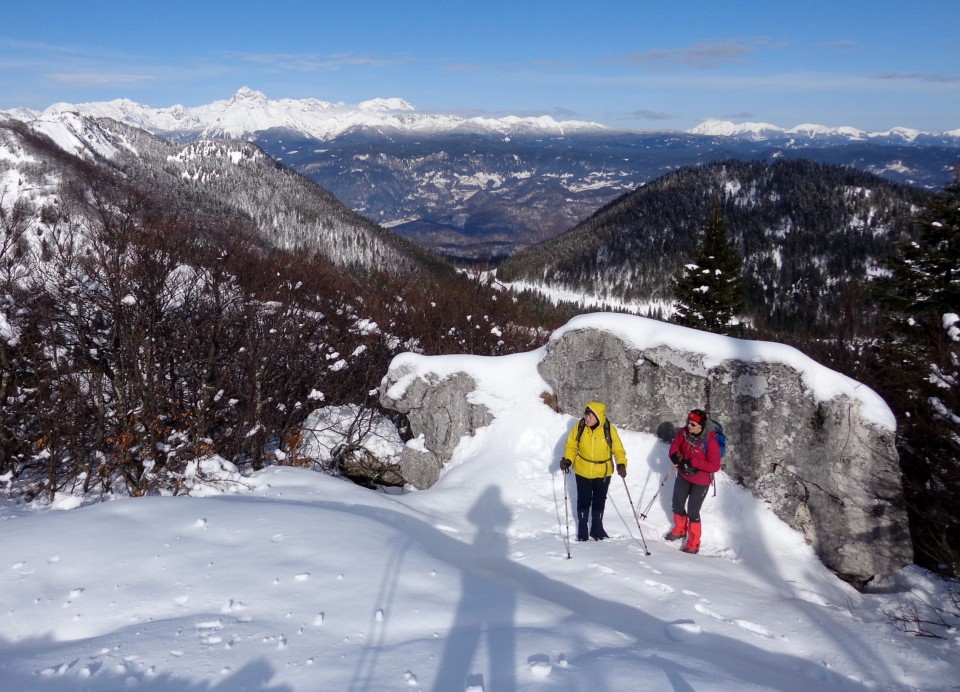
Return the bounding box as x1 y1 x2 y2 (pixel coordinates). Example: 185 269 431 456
1 315 958 691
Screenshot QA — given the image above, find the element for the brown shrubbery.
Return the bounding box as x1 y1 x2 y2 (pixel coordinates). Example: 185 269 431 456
0 170 568 501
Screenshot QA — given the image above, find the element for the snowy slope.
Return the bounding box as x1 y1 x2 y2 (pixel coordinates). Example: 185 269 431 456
0 113 433 276
1 316 957 691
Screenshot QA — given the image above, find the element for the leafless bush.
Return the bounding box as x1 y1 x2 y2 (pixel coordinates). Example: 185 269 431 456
881 588 960 638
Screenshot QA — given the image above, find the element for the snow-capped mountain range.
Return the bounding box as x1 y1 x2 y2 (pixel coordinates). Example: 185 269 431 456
688 118 960 143
4 88 959 258
7 86 959 144
15 86 608 141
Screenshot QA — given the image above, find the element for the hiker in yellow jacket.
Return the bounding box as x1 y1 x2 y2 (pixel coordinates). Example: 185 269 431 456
560 401 627 541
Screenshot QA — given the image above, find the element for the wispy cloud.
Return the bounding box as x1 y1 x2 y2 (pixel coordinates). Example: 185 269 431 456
230 52 415 71
632 109 672 121
615 40 762 69
46 72 153 86
443 62 480 73
722 111 755 121
0 38 145 65
822 40 857 50
0 39 159 90
873 71 959 83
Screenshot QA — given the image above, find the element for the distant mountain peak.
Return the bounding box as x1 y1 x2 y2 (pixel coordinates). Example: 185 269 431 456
230 86 269 104
687 119 784 138
359 97 416 112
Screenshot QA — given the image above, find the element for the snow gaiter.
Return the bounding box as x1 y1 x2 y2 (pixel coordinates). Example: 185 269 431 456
666 513 688 541
683 521 701 554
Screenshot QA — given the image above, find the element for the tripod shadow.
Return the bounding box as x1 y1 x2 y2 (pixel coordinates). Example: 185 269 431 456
432 485 516 692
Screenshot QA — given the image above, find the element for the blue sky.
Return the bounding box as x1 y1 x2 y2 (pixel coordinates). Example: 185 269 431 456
2 0 958 132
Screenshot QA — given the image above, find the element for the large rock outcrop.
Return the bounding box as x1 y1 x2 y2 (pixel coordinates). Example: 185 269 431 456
379 315 912 583
379 370 493 489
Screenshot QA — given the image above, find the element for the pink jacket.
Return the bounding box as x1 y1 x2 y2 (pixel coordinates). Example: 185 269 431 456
668 422 722 486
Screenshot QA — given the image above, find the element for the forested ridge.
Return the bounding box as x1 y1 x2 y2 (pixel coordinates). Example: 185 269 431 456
500 159 932 336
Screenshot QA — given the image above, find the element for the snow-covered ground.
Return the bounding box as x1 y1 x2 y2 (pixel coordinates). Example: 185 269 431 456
2 323 958 691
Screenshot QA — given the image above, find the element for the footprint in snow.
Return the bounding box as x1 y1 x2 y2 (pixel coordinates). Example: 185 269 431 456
529 662 552 678
665 619 702 642
79 662 101 677
694 602 727 622
694 603 773 638
644 579 675 594
587 562 616 575
195 618 223 632
732 618 773 638
681 588 707 601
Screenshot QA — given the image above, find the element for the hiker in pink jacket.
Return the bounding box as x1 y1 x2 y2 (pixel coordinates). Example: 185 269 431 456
665 409 722 554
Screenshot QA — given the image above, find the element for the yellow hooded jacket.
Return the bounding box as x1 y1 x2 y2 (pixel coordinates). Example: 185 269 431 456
563 401 627 479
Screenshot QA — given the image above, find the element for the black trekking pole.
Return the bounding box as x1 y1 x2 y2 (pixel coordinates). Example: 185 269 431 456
639 466 676 520
620 476 651 556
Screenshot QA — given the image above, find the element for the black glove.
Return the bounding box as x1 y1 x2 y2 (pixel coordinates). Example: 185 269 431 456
679 461 696 477
670 452 683 466
560 458 572 473
616 463 627 478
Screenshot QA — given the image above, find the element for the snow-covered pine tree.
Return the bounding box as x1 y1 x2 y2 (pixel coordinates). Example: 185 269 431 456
671 206 746 337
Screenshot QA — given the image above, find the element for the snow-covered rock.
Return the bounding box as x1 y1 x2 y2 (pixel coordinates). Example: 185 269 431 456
380 313 912 583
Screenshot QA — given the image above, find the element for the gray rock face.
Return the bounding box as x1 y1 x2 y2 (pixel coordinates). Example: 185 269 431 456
379 368 493 490
379 324 913 583
539 327 912 583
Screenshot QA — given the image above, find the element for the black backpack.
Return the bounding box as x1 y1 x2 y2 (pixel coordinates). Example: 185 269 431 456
576 418 612 447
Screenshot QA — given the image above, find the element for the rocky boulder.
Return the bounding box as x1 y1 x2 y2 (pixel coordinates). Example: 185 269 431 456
379 365 493 489
379 314 912 584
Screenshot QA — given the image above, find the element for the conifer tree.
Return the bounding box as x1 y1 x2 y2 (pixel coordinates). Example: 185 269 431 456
671 206 746 336
882 172 960 340
876 168 960 577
